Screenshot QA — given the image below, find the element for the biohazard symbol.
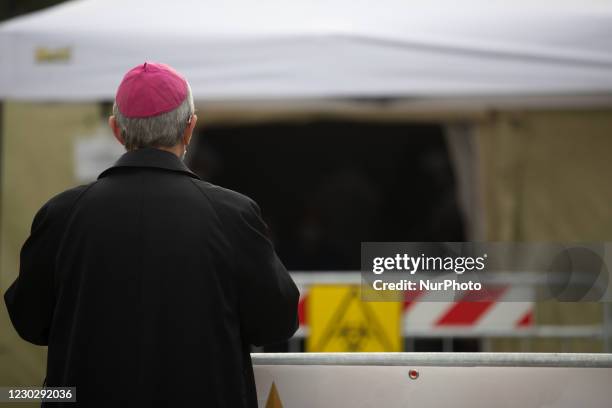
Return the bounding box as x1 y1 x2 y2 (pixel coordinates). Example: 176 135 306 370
307 285 401 352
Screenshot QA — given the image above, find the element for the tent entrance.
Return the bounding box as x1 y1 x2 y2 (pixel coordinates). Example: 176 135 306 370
189 120 466 271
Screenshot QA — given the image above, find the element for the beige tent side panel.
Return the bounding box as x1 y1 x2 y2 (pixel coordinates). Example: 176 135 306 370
0 101 100 393
477 110 612 352
479 110 612 242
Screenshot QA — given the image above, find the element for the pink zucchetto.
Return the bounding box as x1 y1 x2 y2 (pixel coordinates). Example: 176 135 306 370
115 62 188 118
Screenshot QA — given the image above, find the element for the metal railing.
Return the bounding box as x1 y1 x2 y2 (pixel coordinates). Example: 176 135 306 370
252 352 612 367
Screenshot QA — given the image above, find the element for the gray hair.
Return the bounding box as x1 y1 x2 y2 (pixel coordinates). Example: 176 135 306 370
112 84 194 150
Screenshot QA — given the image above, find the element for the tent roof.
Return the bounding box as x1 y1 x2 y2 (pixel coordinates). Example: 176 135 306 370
1 0 612 105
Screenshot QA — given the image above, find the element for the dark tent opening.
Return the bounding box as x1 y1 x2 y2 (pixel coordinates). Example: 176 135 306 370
190 120 466 271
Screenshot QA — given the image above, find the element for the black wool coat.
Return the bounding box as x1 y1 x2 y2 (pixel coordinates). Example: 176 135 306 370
4 147 299 407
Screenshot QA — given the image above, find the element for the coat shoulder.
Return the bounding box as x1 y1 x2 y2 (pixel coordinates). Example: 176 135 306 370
43 183 95 216
24 183 95 239
189 179 257 215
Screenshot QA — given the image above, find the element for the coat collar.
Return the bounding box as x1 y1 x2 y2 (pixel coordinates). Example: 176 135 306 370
98 147 201 180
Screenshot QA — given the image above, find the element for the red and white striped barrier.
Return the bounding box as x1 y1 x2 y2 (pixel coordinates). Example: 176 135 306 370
402 285 533 334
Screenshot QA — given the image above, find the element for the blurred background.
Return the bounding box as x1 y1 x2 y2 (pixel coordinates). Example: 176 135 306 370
1 0 612 394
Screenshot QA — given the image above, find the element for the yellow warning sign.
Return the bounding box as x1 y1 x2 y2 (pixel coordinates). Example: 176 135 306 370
265 382 283 408
307 285 402 352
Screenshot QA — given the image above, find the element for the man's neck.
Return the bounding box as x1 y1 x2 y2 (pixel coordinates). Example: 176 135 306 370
154 145 184 158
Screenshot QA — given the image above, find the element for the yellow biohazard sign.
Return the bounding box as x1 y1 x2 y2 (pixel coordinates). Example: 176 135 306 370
306 285 402 352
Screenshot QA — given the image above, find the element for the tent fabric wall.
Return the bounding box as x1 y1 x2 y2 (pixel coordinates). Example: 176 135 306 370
0 101 100 393
477 110 612 242
476 109 612 352
445 123 485 241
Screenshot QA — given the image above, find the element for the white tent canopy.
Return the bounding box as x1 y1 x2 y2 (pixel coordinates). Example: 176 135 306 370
1 0 612 105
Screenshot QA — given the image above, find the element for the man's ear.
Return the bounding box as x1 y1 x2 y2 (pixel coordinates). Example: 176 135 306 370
183 114 198 146
108 116 125 146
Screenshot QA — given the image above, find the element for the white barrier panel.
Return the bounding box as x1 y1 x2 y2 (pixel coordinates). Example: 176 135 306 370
253 353 612 407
